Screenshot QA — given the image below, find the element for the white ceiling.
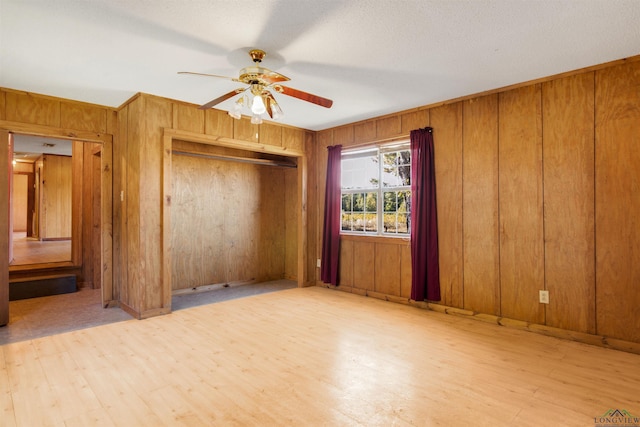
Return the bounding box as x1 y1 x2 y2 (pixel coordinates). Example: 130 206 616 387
1 1 639 131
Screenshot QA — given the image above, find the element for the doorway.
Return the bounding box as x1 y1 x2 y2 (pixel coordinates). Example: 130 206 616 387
1 128 114 327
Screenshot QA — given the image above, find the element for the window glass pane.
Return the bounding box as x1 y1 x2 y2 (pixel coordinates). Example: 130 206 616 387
341 213 352 231
341 154 378 189
382 150 411 187
341 193 352 212
397 213 410 234
352 213 365 231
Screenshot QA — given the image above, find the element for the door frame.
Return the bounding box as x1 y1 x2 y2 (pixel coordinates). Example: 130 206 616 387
0 123 113 325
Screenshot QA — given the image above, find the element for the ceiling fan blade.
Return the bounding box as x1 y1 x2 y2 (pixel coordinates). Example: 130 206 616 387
261 70 290 84
278 86 333 108
264 92 275 119
178 71 241 83
199 88 245 110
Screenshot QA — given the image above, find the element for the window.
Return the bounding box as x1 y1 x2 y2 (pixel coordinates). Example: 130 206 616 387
341 144 411 236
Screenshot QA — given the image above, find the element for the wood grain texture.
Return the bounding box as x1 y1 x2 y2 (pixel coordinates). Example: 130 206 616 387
233 118 259 142
595 61 640 342
430 102 464 307
60 102 107 133
338 238 354 287
173 103 204 134
354 120 376 143
4 91 60 127
333 126 353 146
285 167 298 280
352 241 375 291
259 122 282 147
3 287 640 425
41 154 72 239
401 109 430 134
374 243 400 295
462 94 500 315
141 96 172 313
542 73 595 334
376 116 401 140
0 130 9 325
170 147 290 288
282 127 305 152
498 85 544 324
400 244 412 298
204 108 233 137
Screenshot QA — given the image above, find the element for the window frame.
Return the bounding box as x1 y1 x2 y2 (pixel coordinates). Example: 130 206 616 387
340 142 411 238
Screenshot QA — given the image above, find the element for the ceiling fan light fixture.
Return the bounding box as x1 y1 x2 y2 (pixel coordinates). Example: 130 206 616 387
271 99 284 120
251 94 267 115
228 96 245 119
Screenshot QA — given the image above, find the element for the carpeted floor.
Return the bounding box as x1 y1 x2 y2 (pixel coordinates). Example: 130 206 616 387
0 280 297 345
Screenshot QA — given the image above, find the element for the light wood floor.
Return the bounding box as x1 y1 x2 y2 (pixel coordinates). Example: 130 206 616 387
2 286 639 426
10 232 71 265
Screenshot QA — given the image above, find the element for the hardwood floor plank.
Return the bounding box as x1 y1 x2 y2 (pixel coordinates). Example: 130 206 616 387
1 287 639 426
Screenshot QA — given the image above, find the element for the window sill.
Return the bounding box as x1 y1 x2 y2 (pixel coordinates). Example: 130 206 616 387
340 233 410 245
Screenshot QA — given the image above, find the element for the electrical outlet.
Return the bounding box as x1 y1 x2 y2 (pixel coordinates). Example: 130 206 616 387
539 290 549 304
317 259 321 268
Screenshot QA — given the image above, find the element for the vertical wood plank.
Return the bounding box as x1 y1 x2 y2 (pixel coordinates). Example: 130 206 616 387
296 155 306 286
141 96 172 313
305 134 317 285
498 85 544 324
282 127 305 152
462 95 500 315
400 244 411 298
233 118 259 142
430 102 463 307
595 61 640 343
173 103 204 134
204 109 234 137
259 122 282 147
316 130 333 285
376 116 401 140
0 130 9 325
542 73 595 334
354 121 376 143
338 239 354 287
333 126 353 146
353 241 375 291
60 102 107 133
401 110 430 134
374 243 400 295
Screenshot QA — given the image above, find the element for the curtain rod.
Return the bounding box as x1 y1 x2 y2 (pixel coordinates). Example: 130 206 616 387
171 150 297 169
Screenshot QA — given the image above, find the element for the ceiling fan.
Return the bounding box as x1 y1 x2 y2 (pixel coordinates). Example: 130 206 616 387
179 49 333 124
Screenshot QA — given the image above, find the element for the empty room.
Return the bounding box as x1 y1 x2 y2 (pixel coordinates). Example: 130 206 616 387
1 1 640 426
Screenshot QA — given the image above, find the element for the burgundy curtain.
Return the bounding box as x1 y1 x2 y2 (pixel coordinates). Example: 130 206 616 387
410 128 441 301
321 145 342 285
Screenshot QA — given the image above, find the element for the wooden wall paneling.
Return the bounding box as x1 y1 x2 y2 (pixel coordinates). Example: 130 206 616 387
400 244 411 298
113 105 128 305
101 122 115 303
542 73 595 334
0 90 6 120
352 241 375 291
204 109 234 137
92 145 102 290
401 109 430 134
374 242 401 296
282 127 305 152
233 118 259 143
172 103 204 134
297 154 307 286
140 96 172 315
333 126 354 146
259 167 286 281
41 154 73 239
60 102 107 133
462 95 500 315
0 130 9 326
4 91 60 127
498 85 544 324
259 122 282 147
354 121 376 143
304 134 317 285
124 97 143 315
170 153 226 289
376 116 401 140
430 102 463 307
284 167 298 280
338 239 354 287
595 61 640 343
